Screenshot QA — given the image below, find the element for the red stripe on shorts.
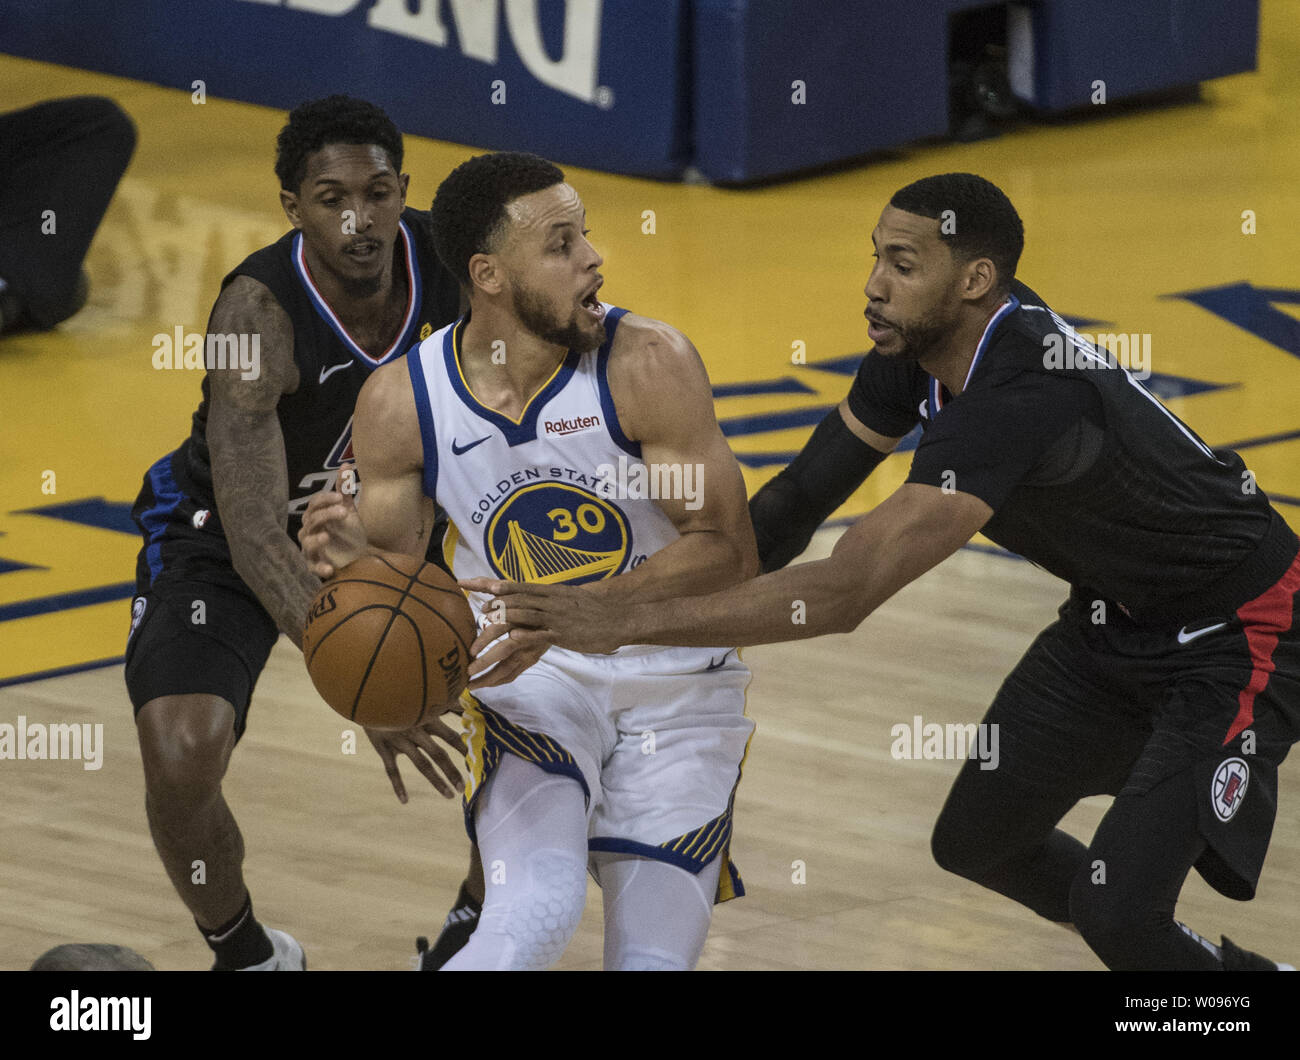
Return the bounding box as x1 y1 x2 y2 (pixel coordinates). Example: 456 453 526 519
1225 553 1300 745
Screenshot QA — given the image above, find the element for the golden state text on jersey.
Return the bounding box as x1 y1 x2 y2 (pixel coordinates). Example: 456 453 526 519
406 306 679 594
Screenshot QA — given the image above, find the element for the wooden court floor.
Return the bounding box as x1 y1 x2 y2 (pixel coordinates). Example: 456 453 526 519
2 2 1300 970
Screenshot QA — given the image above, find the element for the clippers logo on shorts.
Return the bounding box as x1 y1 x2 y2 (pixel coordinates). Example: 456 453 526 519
485 482 630 585
128 597 147 638
1211 757 1249 821
191 509 211 529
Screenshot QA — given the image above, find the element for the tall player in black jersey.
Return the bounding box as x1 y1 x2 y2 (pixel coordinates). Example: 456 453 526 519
124 97 468 969
473 173 1300 970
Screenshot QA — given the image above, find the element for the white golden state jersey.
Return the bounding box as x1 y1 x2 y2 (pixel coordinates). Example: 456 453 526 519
405 306 681 612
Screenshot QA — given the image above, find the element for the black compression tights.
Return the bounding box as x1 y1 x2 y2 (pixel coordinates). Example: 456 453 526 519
932 763 1223 969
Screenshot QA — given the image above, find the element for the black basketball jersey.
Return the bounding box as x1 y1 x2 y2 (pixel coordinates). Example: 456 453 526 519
848 280 1299 625
169 208 461 540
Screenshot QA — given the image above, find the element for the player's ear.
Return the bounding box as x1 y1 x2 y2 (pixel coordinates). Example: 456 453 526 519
962 257 997 302
468 252 503 297
280 188 302 230
398 172 409 208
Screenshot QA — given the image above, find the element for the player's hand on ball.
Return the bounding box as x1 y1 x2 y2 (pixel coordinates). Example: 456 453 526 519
459 578 625 656
365 716 466 803
298 484 368 579
465 625 551 690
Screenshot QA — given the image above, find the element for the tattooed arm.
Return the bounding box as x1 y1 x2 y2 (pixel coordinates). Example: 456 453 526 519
207 275 320 649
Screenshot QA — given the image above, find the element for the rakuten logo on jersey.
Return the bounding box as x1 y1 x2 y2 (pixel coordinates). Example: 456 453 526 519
545 414 602 437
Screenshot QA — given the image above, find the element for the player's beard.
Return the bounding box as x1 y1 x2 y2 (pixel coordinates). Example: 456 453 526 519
512 280 605 351
339 269 385 299
879 303 961 361
320 230 394 300
335 244 390 300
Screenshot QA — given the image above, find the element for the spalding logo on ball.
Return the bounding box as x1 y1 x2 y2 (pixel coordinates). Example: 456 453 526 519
302 551 478 730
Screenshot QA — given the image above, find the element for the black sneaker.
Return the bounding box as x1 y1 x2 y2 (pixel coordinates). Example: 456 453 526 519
414 882 482 970
1220 935 1287 971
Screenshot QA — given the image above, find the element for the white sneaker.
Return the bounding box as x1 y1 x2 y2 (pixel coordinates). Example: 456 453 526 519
236 928 306 971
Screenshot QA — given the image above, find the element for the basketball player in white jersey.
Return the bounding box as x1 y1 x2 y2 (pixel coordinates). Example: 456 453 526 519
300 152 759 970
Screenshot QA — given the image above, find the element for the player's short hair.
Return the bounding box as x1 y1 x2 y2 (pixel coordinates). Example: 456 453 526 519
430 152 567 286
889 173 1024 294
275 95 404 193
31 943 155 971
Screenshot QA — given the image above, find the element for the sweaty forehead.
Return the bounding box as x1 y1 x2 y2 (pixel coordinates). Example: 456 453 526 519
505 182 583 238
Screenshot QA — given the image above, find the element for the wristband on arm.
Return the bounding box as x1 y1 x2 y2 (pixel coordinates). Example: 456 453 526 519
748 407 889 571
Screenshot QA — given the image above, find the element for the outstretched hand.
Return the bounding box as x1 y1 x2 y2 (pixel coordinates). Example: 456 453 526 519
460 578 630 660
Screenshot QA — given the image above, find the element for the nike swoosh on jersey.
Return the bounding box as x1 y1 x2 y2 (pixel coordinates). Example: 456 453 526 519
704 650 734 671
1176 621 1228 645
451 436 491 455
319 361 353 383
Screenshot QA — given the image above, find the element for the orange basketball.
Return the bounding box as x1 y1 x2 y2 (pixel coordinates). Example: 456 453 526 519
302 551 478 730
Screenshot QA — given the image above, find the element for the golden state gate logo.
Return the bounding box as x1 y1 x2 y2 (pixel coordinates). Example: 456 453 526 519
485 482 630 586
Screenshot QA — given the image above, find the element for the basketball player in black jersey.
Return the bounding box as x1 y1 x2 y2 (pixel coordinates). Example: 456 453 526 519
123 97 470 969
474 173 1300 970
